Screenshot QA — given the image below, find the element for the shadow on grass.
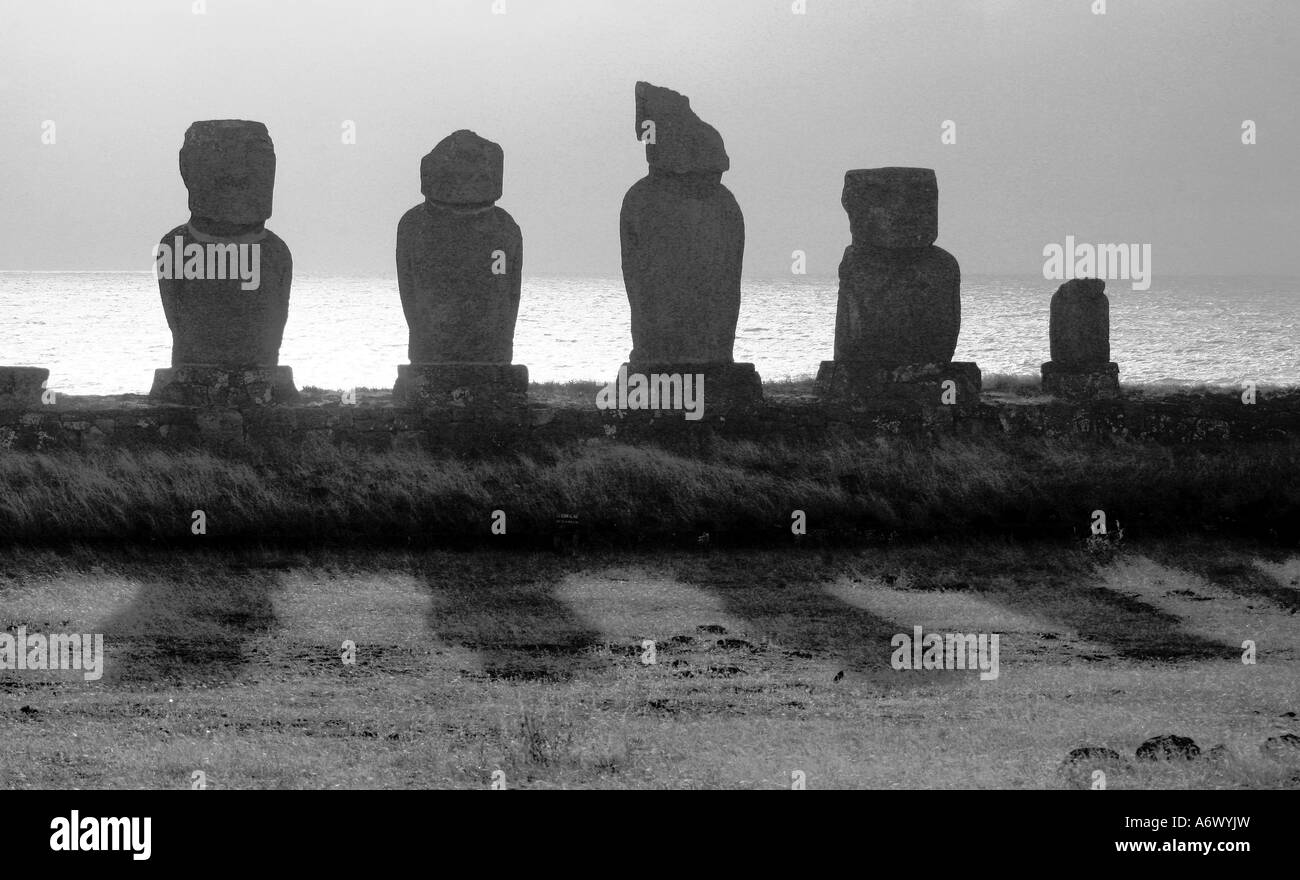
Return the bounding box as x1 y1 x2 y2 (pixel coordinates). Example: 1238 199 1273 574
417 554 602 682
98 555 280 685
1143 542 1300 615
669 551 964 689
856 542 1240 661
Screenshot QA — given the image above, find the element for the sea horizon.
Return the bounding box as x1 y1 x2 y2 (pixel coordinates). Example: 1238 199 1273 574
2 271 1297 395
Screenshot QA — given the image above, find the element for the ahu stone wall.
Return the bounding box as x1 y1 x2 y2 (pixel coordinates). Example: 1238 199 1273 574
2 391 1297 455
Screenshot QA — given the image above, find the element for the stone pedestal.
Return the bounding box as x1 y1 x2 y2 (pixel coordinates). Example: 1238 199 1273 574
0 367 49 408
817 361 981 409
604 361 762 419
393 363 528 409
1041 361 1120 400
150 365 298 407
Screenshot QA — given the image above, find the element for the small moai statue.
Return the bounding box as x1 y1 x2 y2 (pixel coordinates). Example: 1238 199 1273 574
816 167 980 408
613 81 762 418
1041 278 1120 399
150 120 298 406
393 129 527 410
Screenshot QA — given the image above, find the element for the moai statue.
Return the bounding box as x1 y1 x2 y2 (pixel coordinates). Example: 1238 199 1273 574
614 81 762 418
816 167 980 408
393 129 527 409
1041 278 1120 399
150 120 297 406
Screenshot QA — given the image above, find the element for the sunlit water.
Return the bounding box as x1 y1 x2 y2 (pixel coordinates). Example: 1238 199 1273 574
0 272 1295 394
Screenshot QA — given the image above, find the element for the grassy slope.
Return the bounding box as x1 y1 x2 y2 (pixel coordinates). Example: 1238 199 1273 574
1 434 1297 546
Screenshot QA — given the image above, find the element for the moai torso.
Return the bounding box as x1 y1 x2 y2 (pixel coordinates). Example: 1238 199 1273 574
833 243 960 366
396 130 522 364
1049 278 1110 366
158 120 291 368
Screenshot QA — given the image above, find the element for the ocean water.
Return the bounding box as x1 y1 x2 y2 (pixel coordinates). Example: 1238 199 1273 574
0 272 1296 395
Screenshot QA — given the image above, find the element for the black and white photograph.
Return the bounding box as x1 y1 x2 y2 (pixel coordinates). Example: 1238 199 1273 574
0 0 1296 857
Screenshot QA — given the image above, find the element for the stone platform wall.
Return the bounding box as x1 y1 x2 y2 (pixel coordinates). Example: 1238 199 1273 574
0 391 1297 454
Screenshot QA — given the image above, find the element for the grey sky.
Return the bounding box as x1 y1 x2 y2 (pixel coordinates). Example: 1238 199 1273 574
1 0 1296 277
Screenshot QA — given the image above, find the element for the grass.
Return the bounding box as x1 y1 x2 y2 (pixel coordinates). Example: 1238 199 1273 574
1 540 1297 789
0 433 1296 547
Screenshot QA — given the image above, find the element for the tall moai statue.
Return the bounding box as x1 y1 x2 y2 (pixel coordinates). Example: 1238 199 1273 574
816 168 980 408
1041 278 1120 398
150 120 298 406
393 129 526 409
615 81 762 417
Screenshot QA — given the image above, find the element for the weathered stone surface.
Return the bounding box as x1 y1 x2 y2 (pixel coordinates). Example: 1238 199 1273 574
1261 733 1300 765
816 360 980 408
1057 746 1129 788
1135 734 1200 761
0 367 49 408
1041 361 1120 400
195 409 246 444
621 83 742 366
150 366 298 407
621 173 744 363
4 385 1300 453
392 363 528 409
832 244 961 366
1061 746 1126 767
420 129 504 206
1049 278 1110 366
179 120 276 226
842 168 938 249
609 361 763 418
397 181 522 363
635 81 729 174
158 223 293 366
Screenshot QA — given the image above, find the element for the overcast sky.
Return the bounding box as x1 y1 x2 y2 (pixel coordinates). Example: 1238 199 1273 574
1 0 1296 277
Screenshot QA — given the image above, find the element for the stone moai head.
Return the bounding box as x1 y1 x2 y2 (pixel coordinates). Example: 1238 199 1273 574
1049 278 1110 366
635 81 729 177
842 167 938 248
420 129 503 205
179 120 276 226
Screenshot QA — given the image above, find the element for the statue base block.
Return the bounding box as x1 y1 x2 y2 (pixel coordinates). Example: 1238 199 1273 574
150 366 299 407
1041 362 1120 400
393 363 528 409
816 361 982 408
0 367 50 409
604 362 763 419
